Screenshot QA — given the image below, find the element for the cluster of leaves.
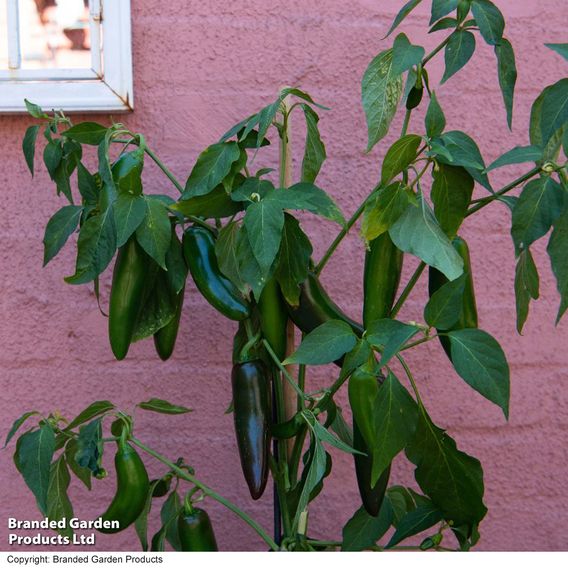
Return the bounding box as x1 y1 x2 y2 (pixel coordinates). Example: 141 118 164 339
5 399 192 550
13 0 567 553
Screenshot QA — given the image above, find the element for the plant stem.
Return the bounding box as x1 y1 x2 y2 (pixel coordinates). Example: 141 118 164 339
263 340 305 401
401 334 436 352
401 108 412 137
143 146 184 194
390 261 426 318
315 187 379 275
289 425 308 483
130 437 278 551
422 35 452 67
466 166 541 217
396 353 425 408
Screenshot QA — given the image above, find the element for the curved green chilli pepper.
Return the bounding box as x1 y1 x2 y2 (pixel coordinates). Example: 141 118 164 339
108 237 152 361
232 360 271 500
348 365 379 452
258 278 288 362
98 442 149 533
428 236 478 359
183 225 250 321
363 233 403 328
177 507 218 551
406 85 424 110
153 284 185 361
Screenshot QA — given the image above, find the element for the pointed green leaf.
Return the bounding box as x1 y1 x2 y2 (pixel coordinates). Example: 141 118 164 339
23 125 40 176
486 145 542 172
424 273 467 329
341 503 393 551
381 134 422 185
367 319 421 368
430 0 458 24
471 0 504 45
386 502 443 548
64 438 92 490
431 164 474 237
43 205 83 266
112 149 144 196
539 78 568 145
113 193 147 247
63 122 108 145
75 419 104 475
495 38 517 129
306 412 360 455
283 320 357 366
442 30 476 83
4 411 39 448
383 0 422 38
301 105 326 184
425 92 446 138
47 457 74 538
405 411 487 529
14 425 55 515
391 33 425 75
545 43 568 62
547 208 568 323
183 142 241 198
514 248 539 334
66 401 115 430
160 491 182 551
215 221 248 294
173 185 243 219
136 197 172 269
429 17 458 33
137 399 192 414
448 328 510 417
362 49 403 151
362 182 409 241
389 196 464 280
24 99 48 119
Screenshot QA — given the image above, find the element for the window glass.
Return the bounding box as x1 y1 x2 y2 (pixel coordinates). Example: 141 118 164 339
0 0 9 69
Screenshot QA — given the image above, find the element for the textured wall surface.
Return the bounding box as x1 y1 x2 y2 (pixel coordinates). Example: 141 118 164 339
1 0 567 552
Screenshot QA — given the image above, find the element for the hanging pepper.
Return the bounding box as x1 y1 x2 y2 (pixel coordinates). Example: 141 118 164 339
177 505 218 551
257 278 288 362
153 284 185 361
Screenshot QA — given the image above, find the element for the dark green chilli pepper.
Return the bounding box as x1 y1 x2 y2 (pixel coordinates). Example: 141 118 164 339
98 442 149 533
286 272 364 337
108 237 151 360
183 225 250 321
258 278 288 362
232 360 271 500
153 284 185 361
353 422 391 517
429 236 478 359
177 508 218 552
406 85 424 110
363 232 403 328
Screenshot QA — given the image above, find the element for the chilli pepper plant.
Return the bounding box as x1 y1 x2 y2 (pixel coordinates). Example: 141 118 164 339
7 0 568 552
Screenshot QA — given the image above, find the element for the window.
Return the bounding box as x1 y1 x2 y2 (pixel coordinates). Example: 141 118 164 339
0 0 133 112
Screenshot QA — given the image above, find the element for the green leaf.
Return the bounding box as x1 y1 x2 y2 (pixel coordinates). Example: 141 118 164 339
511 177 566 255
283 320 357 366
391 33 425 75
341 503 393 551
136 197 172 269
545 43 568 61
4 411 39 448
66 401 115 430
389 196 464 280
75 419 104 475
429 17 458 32
23 125 40 176
64 208 117 284
442 30 476 83
371 372 419 484
215 221 248 294
222 147 247 192
14 425 55 515
164 230 187 295
431 164 474 237
47 456 74 538
64 438 92 490
63 122 108 145
430 0 458 24
539 78 568 145
294 437 327 519
231 177 274 202
386 502 443 548
173 185 243 219
137 398 192 414
183 142 241 198
339 339 373 381
24 99 48 119
387 486 417 526
112 149 144 196
383 0 423 39
306 412 360 455
425 92 446 138
366 319 421 368
236 224 268 299
42 205 82 266
381 134 422 185
495 39 517 130
514 248 539 334
486 145 542 172
448 328 510 417
113 193 146 248
43 140 62 180
160 491 182 551
362 49 403 151
301 105 326 183
361 182 409 241
244 198 285 273
275 214 313 306
547 208 568 323
425 272 467 329
405 410 487 529
530 87 565 160
135 480 161 551
269 183 345 225
471 0 504 45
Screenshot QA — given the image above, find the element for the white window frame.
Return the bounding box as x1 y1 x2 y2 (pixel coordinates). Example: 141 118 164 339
0 0 133 113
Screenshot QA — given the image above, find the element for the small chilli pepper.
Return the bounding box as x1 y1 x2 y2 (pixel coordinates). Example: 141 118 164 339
231 359 271 500
183 225 250 321
286 272 364 337
108 237 152 360
406 85 424 110
153 284 185 361
428 236 478 359
98 441 149 533
177 506 218 551
363 232 403 328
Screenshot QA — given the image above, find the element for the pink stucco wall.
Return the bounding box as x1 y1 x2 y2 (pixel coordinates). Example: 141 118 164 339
1 0 567 552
